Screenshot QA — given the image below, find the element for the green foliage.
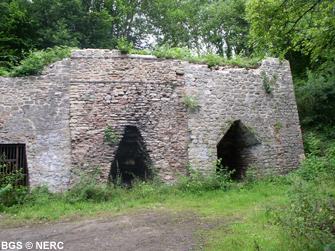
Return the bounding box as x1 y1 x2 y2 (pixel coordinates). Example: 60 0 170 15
275 121 282 131
198 0 251 58
303 132 323 156
0 0 149 69
116 37 133 54
152 45 192 60
267 181 335 250
242 164 290 189
175 159 234 193
145 0 251 58
0 0 257 71
295 67 335 126
248 125 255 134
182 94 200 111
0 46 75 77
228 119 234 125
202 53 223 68
296 129 335 181
0 154 28 210
130 49 150 55
223 54 260 68
246 0 335 65
0 0 36 69
262 70 274 93
103 125 120 144
152 45 260 68
65 168 115 204
23 185 59 207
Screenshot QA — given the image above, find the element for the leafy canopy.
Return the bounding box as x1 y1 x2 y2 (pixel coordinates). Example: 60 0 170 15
246 0 335 63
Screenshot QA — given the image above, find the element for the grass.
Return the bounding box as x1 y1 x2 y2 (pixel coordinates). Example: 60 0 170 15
1 125 335 250
148 45 261 69
2 173 334 250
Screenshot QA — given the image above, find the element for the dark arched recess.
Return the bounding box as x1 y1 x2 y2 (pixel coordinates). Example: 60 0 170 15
109 125 152 185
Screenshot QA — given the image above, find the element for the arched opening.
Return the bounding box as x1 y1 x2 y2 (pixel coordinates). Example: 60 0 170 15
217 120 260 179
109 125 152 186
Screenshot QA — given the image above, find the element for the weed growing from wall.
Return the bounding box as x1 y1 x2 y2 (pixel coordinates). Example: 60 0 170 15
263 71 272 93
248 125 255 135
104 125 120 144
262 71 279 93
183 94 200 111
116 37 133 54
275 121 282 131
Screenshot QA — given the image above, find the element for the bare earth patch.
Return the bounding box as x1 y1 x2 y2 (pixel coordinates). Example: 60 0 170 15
0 210 222 251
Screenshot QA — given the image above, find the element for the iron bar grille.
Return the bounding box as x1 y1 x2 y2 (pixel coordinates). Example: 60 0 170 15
0 144 28 187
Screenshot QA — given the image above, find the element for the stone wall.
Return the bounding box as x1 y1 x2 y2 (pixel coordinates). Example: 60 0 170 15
69 50 188 182
0 49 304 190
184 58 304 175
0 59 71 191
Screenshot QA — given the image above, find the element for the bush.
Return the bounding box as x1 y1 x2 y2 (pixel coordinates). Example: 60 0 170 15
267 181 335 250
295 67 335 126
152 44 193 60
116 37 133 54
0 157 28 209
1 46 76 77
23 185 58 206
296 128 335 181
65 167 115 204
201 53 224 68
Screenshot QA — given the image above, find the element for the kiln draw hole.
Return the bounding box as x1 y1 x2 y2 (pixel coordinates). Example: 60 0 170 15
109 125 152 186
217 120 261 180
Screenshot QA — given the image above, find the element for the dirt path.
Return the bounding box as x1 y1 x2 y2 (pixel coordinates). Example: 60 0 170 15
0 210 221 251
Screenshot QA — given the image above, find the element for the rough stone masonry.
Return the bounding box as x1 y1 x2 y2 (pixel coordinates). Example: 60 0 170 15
0 49 304 191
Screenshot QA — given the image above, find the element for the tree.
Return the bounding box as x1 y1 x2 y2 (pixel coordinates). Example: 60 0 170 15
0 0 151 70
246 0 335 125
246 0 335 64
144 0 251 58
199 0 251 58
0 0 35 67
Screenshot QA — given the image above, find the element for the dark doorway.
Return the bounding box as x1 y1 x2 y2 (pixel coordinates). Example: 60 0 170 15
109 126 152 185
0 144 28 187
217 120 260 179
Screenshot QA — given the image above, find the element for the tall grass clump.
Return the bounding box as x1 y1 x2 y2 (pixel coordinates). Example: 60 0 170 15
174 160 235 193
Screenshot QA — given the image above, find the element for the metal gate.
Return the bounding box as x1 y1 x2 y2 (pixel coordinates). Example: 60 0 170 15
0 144 28 187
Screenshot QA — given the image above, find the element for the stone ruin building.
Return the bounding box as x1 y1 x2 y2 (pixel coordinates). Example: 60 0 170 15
0 49 305 191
